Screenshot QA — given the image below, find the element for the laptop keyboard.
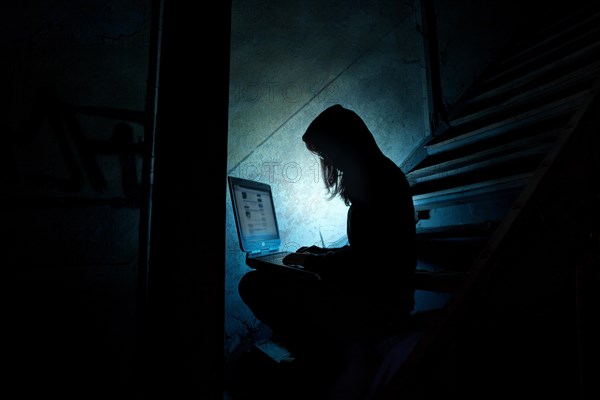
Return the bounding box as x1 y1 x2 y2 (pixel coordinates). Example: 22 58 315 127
260 251 291 265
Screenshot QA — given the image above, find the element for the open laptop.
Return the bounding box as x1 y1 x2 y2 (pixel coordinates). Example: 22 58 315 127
228 176 321 281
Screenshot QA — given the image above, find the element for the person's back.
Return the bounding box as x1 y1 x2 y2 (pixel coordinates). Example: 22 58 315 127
344 154 416 301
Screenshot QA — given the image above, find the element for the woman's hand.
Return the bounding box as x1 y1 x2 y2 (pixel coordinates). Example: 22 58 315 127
282 251 309 266
295 245 327 255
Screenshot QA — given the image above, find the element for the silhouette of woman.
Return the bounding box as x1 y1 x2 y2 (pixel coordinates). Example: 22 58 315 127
238 104 416 366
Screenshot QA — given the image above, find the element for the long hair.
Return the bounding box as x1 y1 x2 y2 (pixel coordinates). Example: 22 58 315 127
305 140 350 205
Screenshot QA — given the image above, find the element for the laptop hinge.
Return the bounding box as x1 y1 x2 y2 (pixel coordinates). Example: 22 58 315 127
249 248 279 256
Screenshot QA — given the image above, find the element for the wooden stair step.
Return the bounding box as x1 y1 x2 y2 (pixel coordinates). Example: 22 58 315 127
411 173 532 211
408 130 558 183
416 221 499 240
476 39 600 97
413 270 466 292
496 8 600 72
425 91 585 156
410 143 551 186
455 62 600 122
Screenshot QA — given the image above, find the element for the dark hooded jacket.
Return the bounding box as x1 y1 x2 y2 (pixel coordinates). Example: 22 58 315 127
301 104 416 312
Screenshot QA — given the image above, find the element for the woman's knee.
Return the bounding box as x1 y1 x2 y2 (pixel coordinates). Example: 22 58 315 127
238 270 271 306
238 271 257 303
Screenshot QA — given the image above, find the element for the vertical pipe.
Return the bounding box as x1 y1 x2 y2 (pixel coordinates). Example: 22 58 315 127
135 0 163 394
137 0 163 322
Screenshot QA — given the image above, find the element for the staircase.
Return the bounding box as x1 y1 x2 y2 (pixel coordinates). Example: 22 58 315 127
378 3 600 398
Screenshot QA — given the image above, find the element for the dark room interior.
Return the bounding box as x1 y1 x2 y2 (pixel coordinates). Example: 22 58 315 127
3 1 599 399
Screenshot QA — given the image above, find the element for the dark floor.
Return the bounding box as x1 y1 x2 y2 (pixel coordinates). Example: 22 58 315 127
223 323 436 399
222 288 455 399
222 288 589 400
224 343 339 400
